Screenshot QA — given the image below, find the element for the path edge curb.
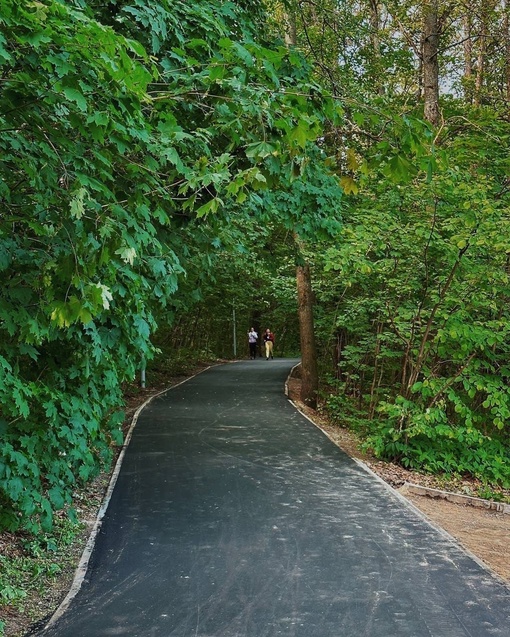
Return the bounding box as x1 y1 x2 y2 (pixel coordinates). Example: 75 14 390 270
43 365 216 630
284 368 510 589
399 482 510 514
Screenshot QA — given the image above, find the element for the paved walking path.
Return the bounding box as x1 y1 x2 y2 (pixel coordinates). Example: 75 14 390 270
37 359 510 636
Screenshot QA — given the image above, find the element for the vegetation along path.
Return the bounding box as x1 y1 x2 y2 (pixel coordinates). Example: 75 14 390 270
32 360 510 637
3 1 510 635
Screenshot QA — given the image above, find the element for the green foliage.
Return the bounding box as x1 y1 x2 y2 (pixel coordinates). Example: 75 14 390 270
0 0 161 531
298 2 510 485
317 103 510 486
0 515 80 610
0 0 343 533
366 399 510 486
152 234 302 361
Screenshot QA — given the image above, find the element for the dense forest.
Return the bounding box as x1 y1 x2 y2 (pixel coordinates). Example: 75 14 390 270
1 0 510 551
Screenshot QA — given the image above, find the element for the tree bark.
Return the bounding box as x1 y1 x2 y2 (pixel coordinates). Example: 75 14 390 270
296 262 319 409
462 11 473 103
505 0 510 110
284 6 318 409
283 1 297 47
369 0 384 95
422 0 440 126
474 2 488 106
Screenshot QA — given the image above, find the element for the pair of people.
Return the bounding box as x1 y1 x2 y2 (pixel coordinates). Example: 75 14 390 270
247 328 275 360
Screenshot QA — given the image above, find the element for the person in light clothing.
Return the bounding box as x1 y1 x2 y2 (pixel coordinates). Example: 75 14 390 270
248 327 258 359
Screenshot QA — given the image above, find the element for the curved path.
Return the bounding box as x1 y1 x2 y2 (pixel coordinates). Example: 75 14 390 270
37 359 510 636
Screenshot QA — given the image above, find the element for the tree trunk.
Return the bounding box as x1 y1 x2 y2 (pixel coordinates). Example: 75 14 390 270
283 1 297 47
369 0 384 95
296 262 319 409
475 2 488 106
368 320 383 419
463 12 473 103
505 0 510 110
284 8 318 410
422 0 440 126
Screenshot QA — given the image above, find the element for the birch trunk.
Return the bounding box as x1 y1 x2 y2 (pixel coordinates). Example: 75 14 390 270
463 12 473 103
475 3 488 106
422 0 440 126
505 0 510 109
369 0 384 95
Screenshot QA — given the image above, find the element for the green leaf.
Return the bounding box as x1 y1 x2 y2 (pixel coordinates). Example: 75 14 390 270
288 122 310 148
48 486 65 510
115 247 137 265
245 141 278 159
196 198 220 218
69 187 87 219
61 87 87 111
0 33 12 63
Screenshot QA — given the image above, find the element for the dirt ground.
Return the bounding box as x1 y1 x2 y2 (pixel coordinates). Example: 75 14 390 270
2 367 509 637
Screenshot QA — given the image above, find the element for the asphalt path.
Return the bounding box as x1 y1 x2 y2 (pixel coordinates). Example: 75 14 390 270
36 359 510 637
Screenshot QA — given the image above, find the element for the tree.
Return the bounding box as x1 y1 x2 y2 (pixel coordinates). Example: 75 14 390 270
296 260 319 408
266 1 327 408
505 1 510 109
0 0 344 531
272 0 510 486
422 0 441 125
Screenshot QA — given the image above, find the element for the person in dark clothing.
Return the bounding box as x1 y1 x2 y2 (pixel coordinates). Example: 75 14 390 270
263 328 275 360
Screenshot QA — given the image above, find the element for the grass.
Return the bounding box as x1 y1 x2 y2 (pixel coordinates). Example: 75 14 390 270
0 514 83 636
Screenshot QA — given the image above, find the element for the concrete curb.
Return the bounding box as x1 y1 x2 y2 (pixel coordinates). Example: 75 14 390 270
44 365 216 630
285 393 510 586
400 482 510 514
285 361 301 398
283 366 510 519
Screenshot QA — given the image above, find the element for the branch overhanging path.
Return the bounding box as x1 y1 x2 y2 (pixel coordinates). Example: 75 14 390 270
36 360 510 637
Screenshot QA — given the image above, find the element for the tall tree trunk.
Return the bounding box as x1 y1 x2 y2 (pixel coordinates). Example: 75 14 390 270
422 0 440 126
296 262 319 409
368 320 383 419
505 0 510 111
475 2 488 106
369 0 384 95
463 11 473 103
284 6 319 409
283 1 297 47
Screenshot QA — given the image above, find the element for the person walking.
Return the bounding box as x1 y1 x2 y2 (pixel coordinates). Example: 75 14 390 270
263 328 275 360
248 327 258 359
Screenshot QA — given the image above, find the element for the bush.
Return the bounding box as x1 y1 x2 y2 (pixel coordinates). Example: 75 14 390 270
364 397 510 486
